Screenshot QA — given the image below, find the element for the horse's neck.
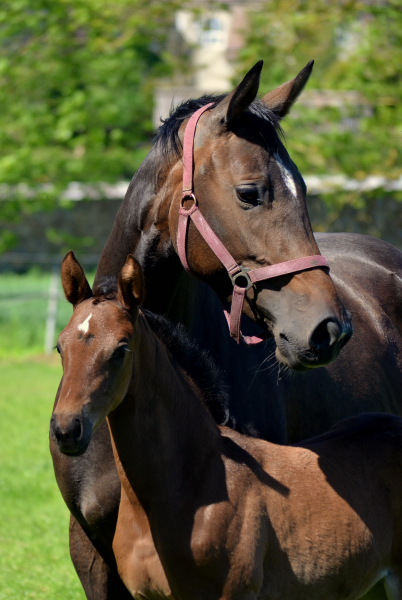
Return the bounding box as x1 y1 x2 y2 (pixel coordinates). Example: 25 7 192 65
94 146 226 335
135 191 225 335
107 313 220 510
94 145 177 291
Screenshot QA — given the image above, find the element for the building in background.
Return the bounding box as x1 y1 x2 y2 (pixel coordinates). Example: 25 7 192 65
153 1 373 130
153 1 254 128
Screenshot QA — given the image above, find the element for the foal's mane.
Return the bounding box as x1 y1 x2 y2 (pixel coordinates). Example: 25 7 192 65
142 310 231 429
92 279 231 429
154 94 284 156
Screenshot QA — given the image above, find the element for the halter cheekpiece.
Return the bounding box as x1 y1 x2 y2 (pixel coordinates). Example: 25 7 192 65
177 103 329 345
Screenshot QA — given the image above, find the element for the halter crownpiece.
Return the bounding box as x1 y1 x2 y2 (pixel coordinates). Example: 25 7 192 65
177 104 329 345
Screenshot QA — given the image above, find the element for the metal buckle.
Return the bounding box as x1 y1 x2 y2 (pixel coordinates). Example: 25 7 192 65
230 266 253 291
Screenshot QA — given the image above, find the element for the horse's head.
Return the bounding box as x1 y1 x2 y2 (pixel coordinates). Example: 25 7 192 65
160 60 352 370
50 252 143 456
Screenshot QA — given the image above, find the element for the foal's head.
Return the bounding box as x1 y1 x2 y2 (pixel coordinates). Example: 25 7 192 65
50 251 229 455
50 251 143 455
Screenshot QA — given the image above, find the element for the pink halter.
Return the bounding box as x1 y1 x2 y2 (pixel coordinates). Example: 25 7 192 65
177 103 329 344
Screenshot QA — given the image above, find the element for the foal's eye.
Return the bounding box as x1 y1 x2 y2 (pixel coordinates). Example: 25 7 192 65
55 343 61 355
236 186 261 207
111 346 130 362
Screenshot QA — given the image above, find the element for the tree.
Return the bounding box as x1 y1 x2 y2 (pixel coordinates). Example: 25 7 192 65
0 0 186 251
0 0 188 186
237 0 402 219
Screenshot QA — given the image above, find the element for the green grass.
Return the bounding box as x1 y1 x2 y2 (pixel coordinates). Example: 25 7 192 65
0 356 85 599
0 270 88 596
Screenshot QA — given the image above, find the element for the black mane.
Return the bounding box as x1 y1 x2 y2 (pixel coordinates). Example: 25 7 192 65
154 93 284 156
91 278 231 428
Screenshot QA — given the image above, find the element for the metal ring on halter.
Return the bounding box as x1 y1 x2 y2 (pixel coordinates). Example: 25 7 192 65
230 266 253 291
181 192 197 208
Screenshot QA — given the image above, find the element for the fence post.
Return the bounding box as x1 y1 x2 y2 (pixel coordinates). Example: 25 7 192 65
45 268 59 354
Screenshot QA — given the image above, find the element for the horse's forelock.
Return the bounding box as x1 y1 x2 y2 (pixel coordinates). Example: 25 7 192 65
154 94 284 157
92 276 118 303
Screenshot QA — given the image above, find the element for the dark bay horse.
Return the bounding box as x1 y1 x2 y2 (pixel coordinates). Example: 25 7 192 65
52 253 402 600
50 61 402 599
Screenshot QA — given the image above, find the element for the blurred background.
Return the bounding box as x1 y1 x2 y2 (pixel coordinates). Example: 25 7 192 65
1 0 402 356
0 0 401 597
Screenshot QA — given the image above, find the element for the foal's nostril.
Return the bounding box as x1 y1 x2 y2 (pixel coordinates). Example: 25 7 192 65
50 416 58 440
53 423 65 443
73 417 83 442
310 318 341 351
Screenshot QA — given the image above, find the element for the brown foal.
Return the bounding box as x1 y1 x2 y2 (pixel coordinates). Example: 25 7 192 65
51 251 402 600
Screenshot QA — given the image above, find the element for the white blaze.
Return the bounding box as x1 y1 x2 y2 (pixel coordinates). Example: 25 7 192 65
78 313 92 334
275 154 297 198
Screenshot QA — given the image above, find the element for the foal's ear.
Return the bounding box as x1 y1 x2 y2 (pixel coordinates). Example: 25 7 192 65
213 60 263 125
61 251 93 307
260 60 314 119
118 255 145 311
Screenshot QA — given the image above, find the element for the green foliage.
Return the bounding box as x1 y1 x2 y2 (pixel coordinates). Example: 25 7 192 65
0 0 187 252
0 356 83 598
239 1 402 187
46 227 95 254
0 230 17 253
0 0 186 188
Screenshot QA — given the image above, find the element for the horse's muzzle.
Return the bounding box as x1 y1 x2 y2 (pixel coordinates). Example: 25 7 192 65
277 311 353 371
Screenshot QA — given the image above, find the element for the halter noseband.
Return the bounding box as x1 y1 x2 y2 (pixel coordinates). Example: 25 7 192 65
177 103 329 345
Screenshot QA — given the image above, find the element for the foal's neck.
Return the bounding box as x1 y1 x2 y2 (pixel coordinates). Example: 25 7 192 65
107 312 221 507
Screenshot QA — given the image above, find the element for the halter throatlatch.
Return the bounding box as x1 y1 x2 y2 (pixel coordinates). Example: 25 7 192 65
177 103 329 345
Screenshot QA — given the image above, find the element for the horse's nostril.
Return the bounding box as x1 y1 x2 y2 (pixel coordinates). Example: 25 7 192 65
326 321 341 346
310 319 340 351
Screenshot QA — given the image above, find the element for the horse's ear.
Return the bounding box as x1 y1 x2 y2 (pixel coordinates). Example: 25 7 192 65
61 251 93 307
118 255 145 311
260 60 314 119
213 60 263 125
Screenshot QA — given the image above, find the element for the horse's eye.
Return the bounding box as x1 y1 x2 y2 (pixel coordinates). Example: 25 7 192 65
111 346 130 362
55 343 61 355
236 186 260 206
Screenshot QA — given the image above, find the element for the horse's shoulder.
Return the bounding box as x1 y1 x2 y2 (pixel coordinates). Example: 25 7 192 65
300 412 402 449
315 233 402 322
315 232 402 273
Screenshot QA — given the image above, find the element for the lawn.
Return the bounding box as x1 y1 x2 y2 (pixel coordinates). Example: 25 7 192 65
0 355 85 599
0 267 86 597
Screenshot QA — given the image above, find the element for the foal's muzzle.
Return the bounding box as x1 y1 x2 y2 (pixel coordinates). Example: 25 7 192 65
50 412 92 456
